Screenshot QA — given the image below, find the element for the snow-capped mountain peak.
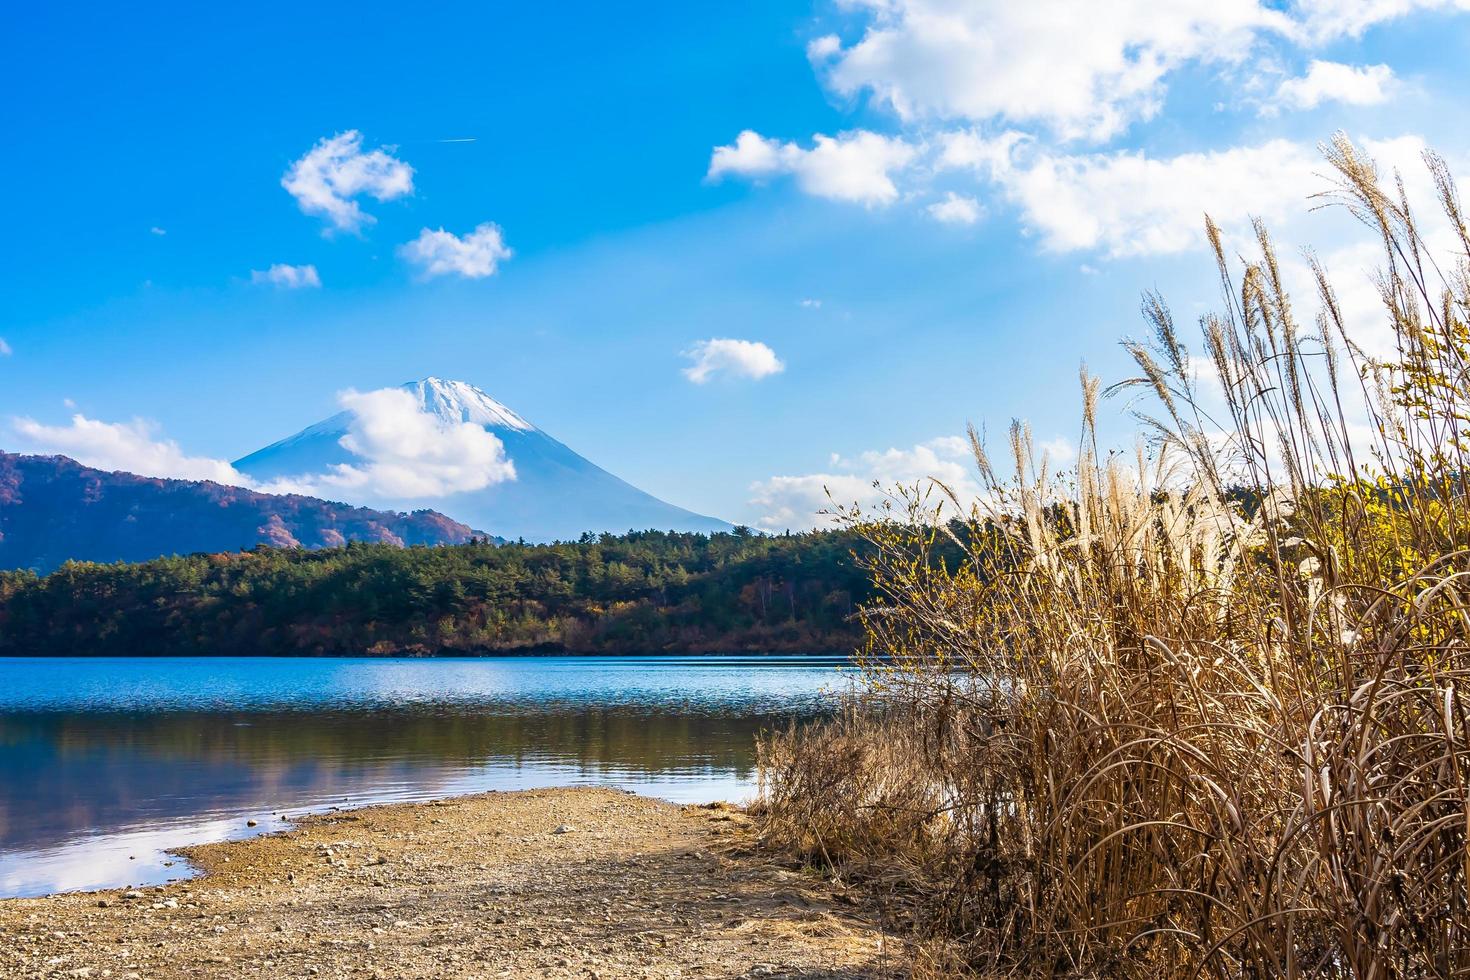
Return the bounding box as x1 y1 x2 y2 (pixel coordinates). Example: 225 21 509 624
408 377 535 432
234 378 732 541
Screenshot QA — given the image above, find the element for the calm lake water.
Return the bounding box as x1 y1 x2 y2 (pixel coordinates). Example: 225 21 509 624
0 655 852 898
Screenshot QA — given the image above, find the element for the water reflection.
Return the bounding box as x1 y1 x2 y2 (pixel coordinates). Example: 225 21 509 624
0 657 849 897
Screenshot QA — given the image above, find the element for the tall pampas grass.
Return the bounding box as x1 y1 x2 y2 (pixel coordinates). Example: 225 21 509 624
755 135 1470 977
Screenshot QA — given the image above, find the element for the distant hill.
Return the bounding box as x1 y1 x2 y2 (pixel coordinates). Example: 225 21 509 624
0 452 479 573
234 377 733 542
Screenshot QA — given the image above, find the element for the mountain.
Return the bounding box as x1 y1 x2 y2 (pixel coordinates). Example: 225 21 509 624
0 452 479 574
233 378 733 541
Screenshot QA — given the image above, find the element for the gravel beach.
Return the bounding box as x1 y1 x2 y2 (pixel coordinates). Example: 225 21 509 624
0 787 898 979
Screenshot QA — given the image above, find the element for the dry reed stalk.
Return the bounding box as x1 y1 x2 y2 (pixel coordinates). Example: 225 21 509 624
756 135 1470 978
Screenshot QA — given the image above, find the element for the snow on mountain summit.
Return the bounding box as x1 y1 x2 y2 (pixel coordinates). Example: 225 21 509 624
409 378 535 432
234 378 732 541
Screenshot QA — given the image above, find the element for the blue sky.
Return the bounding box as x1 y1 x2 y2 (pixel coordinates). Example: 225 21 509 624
3 1 1469 528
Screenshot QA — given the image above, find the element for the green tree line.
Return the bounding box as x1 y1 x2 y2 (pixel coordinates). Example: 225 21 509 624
0 529 878 656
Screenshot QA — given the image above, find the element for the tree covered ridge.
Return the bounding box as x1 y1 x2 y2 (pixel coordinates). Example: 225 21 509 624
0 529 874 656
0 451 479 574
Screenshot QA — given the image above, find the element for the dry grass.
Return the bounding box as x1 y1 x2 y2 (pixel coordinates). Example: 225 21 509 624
756 134 1470 978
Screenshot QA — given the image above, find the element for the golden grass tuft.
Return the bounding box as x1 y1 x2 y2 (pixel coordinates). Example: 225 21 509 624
756 134 1470 977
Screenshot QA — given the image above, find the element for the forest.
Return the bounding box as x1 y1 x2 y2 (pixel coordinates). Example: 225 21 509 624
0 528 878 656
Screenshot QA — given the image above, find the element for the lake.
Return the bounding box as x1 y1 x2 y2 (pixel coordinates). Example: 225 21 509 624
0 655 852 898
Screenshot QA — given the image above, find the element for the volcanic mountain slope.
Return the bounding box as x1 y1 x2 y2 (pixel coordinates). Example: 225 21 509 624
0 452 478 574
233 378 732 542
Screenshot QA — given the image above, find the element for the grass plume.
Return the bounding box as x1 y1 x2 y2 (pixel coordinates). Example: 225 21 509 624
755 134 1470 977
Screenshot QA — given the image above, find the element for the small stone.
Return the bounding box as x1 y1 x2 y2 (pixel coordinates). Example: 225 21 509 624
123 891 143 900
246 819 258 827
552 824 575 835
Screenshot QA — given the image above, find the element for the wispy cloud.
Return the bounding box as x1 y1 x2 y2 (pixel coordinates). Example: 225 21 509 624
750 433 1080 530
934 133 1325 257
927 192 983 225
398 223 512 279
682 338 785 384
250 263 322 289
11 387 518 501
750 436 980 530
282 130 414 234
0 338 11 357
10 415 250 485
149 226 166 236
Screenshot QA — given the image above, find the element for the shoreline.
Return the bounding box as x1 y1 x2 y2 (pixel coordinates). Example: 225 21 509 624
0 650 856 660
0 787 897 979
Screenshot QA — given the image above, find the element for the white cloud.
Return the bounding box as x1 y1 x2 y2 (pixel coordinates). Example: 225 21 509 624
750 436 983 530
807 33 842 60
938 129 1031 174
927 191 983 225
149 226 166 236
808 2 1464 140
709 130 784 179
10 415 250 485
398 223 512 279
715 0 1468 242
682 338 785 384
963 137 1325 257
282 130 414 234
266 387 516 500
10 387 517 502
817 0 1288 141
800 298 823 308
707 129 918 206
0 338 11 357
1271 60 1396 111
1038 436 1077 465
1289 0 1470 42
935 132 1442 261
250 263 322 289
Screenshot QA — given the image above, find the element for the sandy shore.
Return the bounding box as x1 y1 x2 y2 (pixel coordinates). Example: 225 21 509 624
0 788 898 979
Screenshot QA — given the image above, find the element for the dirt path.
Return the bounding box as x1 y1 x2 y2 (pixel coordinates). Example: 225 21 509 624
0 788 899 979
